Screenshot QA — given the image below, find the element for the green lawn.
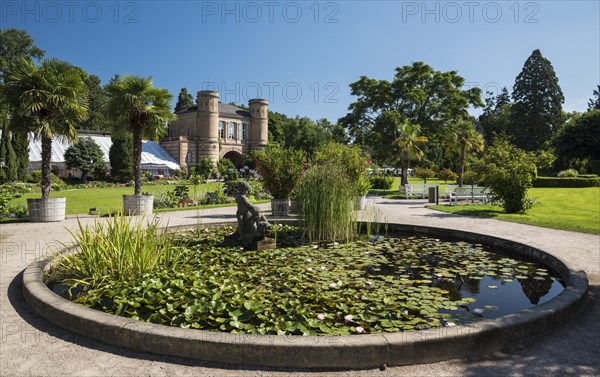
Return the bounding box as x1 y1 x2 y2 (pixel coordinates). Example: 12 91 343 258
429 187 600 235
10 182 224 215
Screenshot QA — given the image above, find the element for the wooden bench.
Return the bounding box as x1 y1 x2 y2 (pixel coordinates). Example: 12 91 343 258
450 186 491 204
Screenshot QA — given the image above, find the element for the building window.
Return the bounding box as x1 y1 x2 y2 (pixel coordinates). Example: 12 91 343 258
228 122 236 139
218 121 225 139
187 129 192 137
241 123 247 140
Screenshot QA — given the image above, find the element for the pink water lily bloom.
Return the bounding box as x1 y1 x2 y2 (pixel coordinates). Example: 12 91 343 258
317 314 325 321
344 315 354 323
355 326 364 333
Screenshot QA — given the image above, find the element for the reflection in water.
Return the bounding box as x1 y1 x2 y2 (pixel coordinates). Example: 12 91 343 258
520 275 553 304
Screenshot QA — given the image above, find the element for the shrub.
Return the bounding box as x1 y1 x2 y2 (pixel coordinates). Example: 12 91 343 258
223 169 239 182
217 159 235 178
192 158 215 180
0 186 26 220
532 177 600 188
473 139 537 213
28 170 66 190
438 168 458 183
414 167 436 183
254 145 306 199
370 176 394 190
557 169 579 177
153 191 179 209
295 163 356 243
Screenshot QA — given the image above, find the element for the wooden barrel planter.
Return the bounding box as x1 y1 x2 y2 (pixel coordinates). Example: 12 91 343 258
123 194 154 215
27 198 67 222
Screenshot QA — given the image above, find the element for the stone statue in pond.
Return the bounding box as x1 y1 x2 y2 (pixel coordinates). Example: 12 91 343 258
231 181 272 249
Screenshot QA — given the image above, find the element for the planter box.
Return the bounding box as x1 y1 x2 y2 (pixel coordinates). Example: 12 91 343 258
123 195 153 216
27 198 66 222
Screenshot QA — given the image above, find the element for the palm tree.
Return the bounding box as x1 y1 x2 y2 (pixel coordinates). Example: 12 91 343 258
106 75 175 195
444 119 485 186
393 121 425 186
5 58 88 198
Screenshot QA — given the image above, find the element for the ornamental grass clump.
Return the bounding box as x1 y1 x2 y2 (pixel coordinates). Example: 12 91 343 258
295 163 356 243
57 214 183 288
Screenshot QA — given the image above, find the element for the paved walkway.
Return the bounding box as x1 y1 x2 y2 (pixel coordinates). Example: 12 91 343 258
1 197 599 376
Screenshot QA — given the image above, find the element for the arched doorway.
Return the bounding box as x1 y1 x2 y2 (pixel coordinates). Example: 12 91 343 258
222 150 244 168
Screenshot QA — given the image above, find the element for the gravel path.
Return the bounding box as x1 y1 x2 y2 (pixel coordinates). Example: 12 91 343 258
1 197 598 376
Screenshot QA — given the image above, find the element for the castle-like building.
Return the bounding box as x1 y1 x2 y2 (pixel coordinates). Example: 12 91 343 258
160 91 268 171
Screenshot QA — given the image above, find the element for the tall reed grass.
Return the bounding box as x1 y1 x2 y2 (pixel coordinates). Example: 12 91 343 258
295 164 356 243
58 214 183 287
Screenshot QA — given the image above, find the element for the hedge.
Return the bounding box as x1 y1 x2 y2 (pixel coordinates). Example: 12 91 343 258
533 177 600 188
369 176 394 190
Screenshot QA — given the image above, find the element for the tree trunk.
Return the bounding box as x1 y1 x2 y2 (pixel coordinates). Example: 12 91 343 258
132 123 143 195
401 152 410 186
458 147 466 187
80 170 88 183
41 135 52 198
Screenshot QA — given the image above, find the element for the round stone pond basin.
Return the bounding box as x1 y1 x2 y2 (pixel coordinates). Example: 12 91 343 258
22 222 588 369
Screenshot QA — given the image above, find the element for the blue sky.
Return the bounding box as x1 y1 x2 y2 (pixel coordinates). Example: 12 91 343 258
2 1 598 122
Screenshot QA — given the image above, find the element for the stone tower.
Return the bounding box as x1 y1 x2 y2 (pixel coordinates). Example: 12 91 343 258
197 91 220 164
249 98 269 151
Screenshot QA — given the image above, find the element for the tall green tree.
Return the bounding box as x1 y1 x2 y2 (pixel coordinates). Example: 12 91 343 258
588 85 600 110
477 88 511 144
443 118 485 186
393 120 425 185
109 133 134 182
553 109 600 166
5 58 88 197
106 75 175 195
340 62 482 163
509 49 564 151
0 29 44 181
79 74 109 130
64 137 106 182
174 87 194 112
12 128 30 180
0 127 18 182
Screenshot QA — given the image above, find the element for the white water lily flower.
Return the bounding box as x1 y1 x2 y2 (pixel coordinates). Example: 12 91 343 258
355 326 364 334
344 315 354 323
365 281 373 286
329 283 337 288
445 322 457 327
320 266 326 270
364 251 370 255
473 308 483 315
333 242 339 246
306 258 312 263
313 245 319 249
317 314 325 321
307 268 313 272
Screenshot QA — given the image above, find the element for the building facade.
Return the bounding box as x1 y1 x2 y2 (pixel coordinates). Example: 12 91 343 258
160 91 268 171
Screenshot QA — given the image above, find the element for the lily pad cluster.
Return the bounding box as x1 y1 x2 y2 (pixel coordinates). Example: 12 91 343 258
51 225 561 336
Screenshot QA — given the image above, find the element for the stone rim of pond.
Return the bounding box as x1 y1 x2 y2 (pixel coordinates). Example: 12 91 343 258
22 222 588 369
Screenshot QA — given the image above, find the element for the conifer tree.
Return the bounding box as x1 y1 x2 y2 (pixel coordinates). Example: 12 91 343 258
174 87 194 112
509 49 564 151
109 133 134 182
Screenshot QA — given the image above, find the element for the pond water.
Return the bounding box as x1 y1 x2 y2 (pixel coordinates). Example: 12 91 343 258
49 226 565 335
